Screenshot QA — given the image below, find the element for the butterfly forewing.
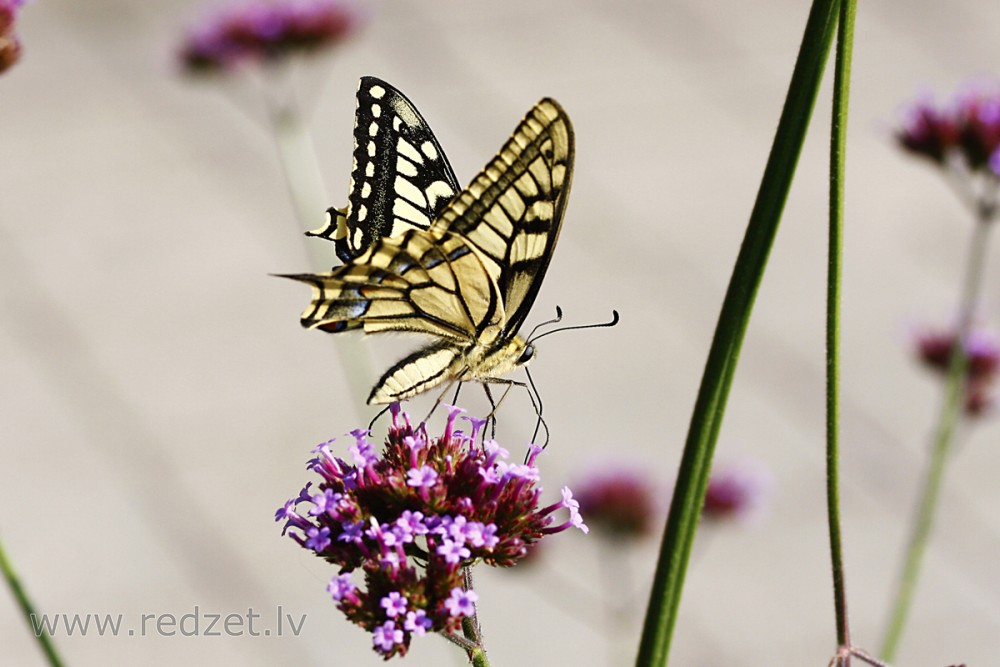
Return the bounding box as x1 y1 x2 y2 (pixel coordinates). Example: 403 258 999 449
308 77 461 262
430 99 574 335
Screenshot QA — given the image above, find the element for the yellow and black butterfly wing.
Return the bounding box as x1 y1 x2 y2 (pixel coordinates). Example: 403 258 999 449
289 229 501 341
430 98 574 337
286 95 573 404
307 76 460 263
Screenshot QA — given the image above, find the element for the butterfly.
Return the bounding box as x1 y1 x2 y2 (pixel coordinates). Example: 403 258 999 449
285 78 574 406
307 76 462 263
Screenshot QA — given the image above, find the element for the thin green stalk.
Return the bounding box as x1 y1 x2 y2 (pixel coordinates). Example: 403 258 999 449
880 210 995 660
460 567 489 667
469 647 490 667
634 1 840 664
0 537 64 667
268 100 375 422
827 0 856 657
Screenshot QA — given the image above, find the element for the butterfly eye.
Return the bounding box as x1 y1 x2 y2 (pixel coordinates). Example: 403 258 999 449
518 344 535 365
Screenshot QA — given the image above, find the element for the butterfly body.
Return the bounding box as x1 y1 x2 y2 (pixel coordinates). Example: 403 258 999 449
288 78 573 405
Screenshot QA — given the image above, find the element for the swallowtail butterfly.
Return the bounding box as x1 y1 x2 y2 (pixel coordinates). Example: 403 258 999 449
286 78 574 405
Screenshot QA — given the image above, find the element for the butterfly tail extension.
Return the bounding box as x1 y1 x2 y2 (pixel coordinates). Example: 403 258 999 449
368 341 462 404
304 207 355 263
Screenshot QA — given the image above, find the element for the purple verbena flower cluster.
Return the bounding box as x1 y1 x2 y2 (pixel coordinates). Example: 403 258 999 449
276 404 587 659
915 325 1000 416
0 0 29 75
897 85 1000 175
179 0 359 75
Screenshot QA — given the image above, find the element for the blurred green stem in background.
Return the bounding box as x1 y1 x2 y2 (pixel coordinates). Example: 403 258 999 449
267 96 375 423
826 0 856 660
0 537 64 667
880 186 998 661
635 0 841 664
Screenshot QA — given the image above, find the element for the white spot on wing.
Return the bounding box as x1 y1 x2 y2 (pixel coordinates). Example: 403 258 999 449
365 162 375 178
389 97 420 128
426 181 455 207
369 85 386 99
396 157 418 177
421 141 438 160
395 177 426 208
371 104 381 117
369 121 379 137
367 141 376 157
357 205 368 221
361 182 372 199
393 198 430 225
396 138 423 164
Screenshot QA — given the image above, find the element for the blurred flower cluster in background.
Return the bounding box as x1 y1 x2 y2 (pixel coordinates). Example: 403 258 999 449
897 85 1000 178
178 0 359 76
0 0 28 74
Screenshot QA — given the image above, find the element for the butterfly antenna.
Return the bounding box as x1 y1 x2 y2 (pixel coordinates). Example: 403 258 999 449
527 310 620 345
525 306 564 341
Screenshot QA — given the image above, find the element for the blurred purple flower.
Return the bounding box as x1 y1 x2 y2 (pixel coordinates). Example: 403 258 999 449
702 462 770 523
0 0 28 76
896 84 1000 173
178 0 361 75
276 405 586 658
915 326 1000 380
897 97 959 165
914 324 1000 416
574 465 658 540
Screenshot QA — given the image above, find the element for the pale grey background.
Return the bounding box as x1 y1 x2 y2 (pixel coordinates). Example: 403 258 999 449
3 1 1000 665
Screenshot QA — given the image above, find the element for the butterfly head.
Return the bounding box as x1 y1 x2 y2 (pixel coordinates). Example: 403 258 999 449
518 342 536 366
466 335 536 384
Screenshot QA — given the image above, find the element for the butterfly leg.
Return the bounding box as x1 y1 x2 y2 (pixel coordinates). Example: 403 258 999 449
524 367 550 448
479 377 550 446
367 404 393 432
422 380 461 426
482 384 500 440
480 375 550 449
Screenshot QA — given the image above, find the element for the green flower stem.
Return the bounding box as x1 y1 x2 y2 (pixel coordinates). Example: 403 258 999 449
469 646 490 667
827 0 856 655
269 104 329 236
268 101 376 421
460 567 489 666
635 1 840 664
0 537 64 667
880 206 995 661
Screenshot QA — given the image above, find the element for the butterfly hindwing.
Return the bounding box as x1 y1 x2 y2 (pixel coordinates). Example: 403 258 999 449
307 76 461 262
291 228 502 343
288 84 574 405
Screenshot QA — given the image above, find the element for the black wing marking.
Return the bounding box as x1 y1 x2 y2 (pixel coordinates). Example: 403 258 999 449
308 76 461 263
